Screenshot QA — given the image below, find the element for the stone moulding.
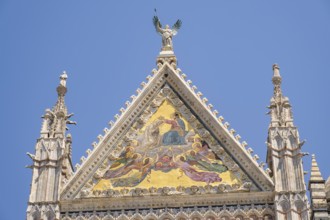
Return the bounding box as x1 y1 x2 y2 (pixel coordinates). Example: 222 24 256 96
86 183 254 199
61 203 275 220
60 191 274 212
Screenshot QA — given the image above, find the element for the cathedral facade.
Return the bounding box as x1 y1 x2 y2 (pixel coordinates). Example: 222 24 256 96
26 26 330 220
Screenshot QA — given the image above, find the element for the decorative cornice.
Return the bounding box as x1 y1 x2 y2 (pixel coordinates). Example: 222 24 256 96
61 203 275 220
60 191 274 212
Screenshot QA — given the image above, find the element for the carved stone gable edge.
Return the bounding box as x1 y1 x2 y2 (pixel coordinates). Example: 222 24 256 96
60 63 274 201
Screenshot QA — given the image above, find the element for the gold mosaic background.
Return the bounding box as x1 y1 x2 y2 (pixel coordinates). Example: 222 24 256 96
94 100 240 191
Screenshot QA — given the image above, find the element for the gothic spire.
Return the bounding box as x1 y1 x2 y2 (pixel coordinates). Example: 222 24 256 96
267 64 310 219
27 71 75 220
272 64 282 98
268 64 294 127
308 154 328 219
53 71 68 115
310 154 324 182
40 71 76 138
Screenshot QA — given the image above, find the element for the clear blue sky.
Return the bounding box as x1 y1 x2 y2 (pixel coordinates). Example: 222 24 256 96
0 1 329 219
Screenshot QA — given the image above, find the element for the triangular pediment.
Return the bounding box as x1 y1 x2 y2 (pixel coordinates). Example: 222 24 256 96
60 61 274 202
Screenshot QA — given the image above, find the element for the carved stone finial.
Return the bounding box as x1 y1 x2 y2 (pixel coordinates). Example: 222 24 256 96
272 64 281 80
265 168 272 176
60 71 68 87
272 64 282 96
269 64 294 127
57 71 68 97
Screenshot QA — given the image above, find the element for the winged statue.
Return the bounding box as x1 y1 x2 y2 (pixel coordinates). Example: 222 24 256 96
153 16 182 50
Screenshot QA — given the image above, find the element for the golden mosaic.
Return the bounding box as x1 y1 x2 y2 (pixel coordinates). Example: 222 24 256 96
93 100 241 191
